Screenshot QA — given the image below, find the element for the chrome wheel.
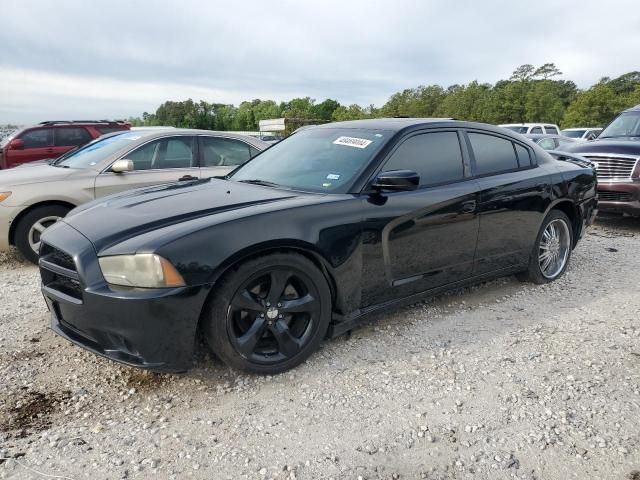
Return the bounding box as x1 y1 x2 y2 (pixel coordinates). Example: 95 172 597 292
538 218 570 279
28 215 62 254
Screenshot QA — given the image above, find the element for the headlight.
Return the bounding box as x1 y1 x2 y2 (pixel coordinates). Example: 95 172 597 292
0 192 11 203
98 254 186 288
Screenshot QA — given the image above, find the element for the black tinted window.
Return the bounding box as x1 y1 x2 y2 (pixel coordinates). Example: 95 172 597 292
20 129 52 148
200 137 252 167
383 132 464 186
545 126 559 134
125 137 195 170
531 127 543 134
468 133 518 175
54 127 92 147
97 126 128 134
514 143 531 166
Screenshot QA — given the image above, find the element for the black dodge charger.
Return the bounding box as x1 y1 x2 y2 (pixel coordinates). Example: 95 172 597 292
39 119 597 374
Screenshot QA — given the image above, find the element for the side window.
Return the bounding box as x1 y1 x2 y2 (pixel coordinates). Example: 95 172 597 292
537 138 556 150
468 132 519 175
124 137 195 171
249 145 261 158
200 137 252 167
382 131 464 187
54 127 92 147
531 127 543 134
514 143 532 166
19 129 52 148
545 126 559 135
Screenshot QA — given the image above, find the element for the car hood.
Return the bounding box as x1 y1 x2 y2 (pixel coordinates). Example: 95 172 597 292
563 138 640 156
62 178 305 251
0 164 80 187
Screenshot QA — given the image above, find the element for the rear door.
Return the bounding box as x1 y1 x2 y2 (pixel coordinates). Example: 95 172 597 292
360 129 480 307
9 128 54 166
52 127 93 158
94 135 200 198
198 136 258 178
466 130 550 275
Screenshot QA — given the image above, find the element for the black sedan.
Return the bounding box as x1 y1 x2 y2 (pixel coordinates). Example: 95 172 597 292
39 119 597 374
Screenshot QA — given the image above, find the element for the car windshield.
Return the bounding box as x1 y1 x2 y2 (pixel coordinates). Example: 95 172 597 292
599 112 640 138
503 126 528 134
56 132 142 169
0 130 19 148
230 128 389 193
561 130 585 138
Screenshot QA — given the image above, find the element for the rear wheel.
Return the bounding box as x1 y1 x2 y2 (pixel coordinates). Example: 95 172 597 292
203 253 332 374
14 205 71 264
518 210 573 284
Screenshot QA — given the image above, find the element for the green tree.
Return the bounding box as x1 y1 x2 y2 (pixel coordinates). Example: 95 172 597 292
562 82 624 127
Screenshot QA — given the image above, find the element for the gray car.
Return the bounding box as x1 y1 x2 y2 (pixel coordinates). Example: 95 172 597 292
524 134 577 151
0 129 268 262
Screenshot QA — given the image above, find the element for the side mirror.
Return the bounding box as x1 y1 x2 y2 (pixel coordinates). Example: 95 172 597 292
9 139 24 150
111 159 134 173
372 170 420 192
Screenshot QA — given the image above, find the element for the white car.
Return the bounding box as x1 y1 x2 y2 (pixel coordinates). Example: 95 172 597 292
560 127 602 141
0 129 268 262
499 123 561 135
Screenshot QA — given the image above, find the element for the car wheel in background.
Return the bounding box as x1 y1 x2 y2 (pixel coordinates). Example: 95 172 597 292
203 253 332 374
518 210 573 284
14 205 71 263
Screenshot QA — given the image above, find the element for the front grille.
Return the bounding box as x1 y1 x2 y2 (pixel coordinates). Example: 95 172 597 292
40 243 82 300
40 243 76 271
597 190 633 202
584 155 639 180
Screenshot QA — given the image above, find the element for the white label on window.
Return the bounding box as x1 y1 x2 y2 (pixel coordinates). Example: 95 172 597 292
332 136 372 149
326 173 341 180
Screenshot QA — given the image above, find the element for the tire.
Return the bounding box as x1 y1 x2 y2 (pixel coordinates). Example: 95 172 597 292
14 205 71 264
518 210 573 284
202 253 332 374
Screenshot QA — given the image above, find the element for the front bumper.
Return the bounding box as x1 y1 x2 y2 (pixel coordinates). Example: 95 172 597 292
39 221 211 372
0 204 21 251
597 182 640 216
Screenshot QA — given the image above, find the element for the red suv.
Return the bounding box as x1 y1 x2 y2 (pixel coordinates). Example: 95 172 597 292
0 120 130 169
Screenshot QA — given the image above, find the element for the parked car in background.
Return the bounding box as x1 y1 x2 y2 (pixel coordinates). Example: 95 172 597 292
38 118 597 374
561 127 602 141
0 120 131 169
524 134 577 151
499 123 561 135
563 104 640 217
0 129 268 262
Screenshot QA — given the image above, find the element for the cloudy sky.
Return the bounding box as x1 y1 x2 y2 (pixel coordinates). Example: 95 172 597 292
1 0 639 123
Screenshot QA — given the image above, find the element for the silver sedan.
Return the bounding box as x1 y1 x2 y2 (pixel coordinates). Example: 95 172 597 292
0 129 269 262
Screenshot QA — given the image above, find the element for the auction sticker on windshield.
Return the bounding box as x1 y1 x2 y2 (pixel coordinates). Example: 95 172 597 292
333 136 372 149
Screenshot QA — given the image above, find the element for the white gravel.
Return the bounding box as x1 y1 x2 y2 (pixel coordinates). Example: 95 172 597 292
1 217 639 480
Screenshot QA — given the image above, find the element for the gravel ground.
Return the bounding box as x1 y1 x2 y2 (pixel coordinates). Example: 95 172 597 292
1 217 639 480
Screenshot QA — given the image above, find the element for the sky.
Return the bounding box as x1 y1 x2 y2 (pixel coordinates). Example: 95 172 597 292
1 0 639 124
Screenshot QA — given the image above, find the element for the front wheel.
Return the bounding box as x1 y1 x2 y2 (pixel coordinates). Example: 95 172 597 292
203 253 332 374
518 210 573 284
14 205 71 264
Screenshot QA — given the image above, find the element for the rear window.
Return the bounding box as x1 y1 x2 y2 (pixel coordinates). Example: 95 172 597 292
96 126 129 134
544 126 559 134
468 133 519 175
561 130 585 138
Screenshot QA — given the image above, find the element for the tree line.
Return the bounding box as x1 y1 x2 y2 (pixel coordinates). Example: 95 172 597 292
129 64 640 133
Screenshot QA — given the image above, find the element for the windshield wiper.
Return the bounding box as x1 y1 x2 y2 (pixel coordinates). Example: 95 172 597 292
237 179 281 188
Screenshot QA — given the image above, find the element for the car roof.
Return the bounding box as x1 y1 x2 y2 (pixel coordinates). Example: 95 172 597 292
308 118 517 135
622 104 640 112
111 128 269 147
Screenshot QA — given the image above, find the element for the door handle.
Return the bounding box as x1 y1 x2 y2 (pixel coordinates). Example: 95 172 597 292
461 200 477 213
179 175 198 181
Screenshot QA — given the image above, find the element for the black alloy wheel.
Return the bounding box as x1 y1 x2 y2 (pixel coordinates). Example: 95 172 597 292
203 253 331 374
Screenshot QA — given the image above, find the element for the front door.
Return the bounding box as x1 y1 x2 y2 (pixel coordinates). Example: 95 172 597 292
359 130 480 307
94 135 201 198
10 128 54 167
